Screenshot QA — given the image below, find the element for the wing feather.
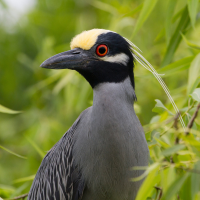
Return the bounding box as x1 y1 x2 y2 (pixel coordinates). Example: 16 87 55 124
28 111 87 200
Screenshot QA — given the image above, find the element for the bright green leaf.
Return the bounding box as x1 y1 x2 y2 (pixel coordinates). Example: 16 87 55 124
135 163 160 200
187 0 199 27
162 144 185 156
190 88 200 102
152 99 173 115
131 0 158 38
0 104 21 114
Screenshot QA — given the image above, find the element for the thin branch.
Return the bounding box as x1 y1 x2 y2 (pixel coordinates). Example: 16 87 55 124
173 112 181 144
155 186 163 200
173 111 181 131
185 103 200 135
6 193 28 200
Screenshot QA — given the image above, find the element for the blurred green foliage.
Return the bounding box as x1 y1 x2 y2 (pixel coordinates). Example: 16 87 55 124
0 0 200 199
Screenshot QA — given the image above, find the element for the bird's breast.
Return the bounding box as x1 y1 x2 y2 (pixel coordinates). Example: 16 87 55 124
73 105 149 200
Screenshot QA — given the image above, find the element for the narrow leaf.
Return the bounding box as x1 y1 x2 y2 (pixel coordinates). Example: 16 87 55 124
0 104 21 114
0 145 26 159
14 175 35 183
162 173 190 200
158 56 194 76
181 33 200 50
135 163 160 200
191 161 200 199
190 88 200 102
165 0 177 44
187 0 198 27
123 3 143 18
90 1 118 15
26 137 45 158
161 6 190 67
162 144 185 156
187 53 200 94
131 0 158 38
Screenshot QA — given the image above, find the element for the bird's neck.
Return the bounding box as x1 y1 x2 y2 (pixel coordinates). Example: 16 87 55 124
93 77 136 108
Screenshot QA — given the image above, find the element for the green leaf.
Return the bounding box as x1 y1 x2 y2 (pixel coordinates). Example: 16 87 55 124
181 33 200 50
187 0 199 28
13 175 35 184
26 137 45 158
0 145 26 159
157 56 194 77
0 104 21 114
162 173 190 200
122 3 143 18
180 175 192 200
90 1 118 15
165 0 177 44
131 0 158 38
135 163 160 200
187 53 200 94
161 6 190 67
152 99 173 115
162 144 185 156
190 88 200 102
191 161 200 199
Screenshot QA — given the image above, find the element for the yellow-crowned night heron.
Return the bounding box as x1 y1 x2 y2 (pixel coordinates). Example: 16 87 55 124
27 29 149 200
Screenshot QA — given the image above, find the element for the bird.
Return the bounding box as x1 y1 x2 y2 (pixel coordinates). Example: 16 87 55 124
27 29 149 200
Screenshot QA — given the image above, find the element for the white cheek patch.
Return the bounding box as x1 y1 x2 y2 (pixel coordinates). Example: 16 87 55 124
100 53 129 65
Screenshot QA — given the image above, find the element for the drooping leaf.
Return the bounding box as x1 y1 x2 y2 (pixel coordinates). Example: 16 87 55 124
190 88 200 102
0 104 21 114
0 145 26 159
181 33 200 50
161 6 190 67
131 0 158 38
135 163 160 200
158 56 194 77
187 0 199 27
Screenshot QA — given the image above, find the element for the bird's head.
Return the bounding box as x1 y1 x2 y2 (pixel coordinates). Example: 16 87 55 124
41 29 135 89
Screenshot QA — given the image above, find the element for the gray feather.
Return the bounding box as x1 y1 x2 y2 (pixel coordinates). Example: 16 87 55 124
27 111 88 200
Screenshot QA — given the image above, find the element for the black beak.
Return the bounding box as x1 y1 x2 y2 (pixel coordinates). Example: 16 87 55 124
40 48 90 70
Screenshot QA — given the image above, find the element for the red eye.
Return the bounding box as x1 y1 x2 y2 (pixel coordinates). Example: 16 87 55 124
96 44 108 57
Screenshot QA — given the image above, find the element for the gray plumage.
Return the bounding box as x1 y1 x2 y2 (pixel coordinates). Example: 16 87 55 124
28 77 149 200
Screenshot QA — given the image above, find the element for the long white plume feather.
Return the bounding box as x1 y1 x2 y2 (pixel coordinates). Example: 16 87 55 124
124 37 186 130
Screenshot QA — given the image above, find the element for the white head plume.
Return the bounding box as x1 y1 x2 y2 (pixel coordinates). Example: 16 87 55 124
124 37 186 130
